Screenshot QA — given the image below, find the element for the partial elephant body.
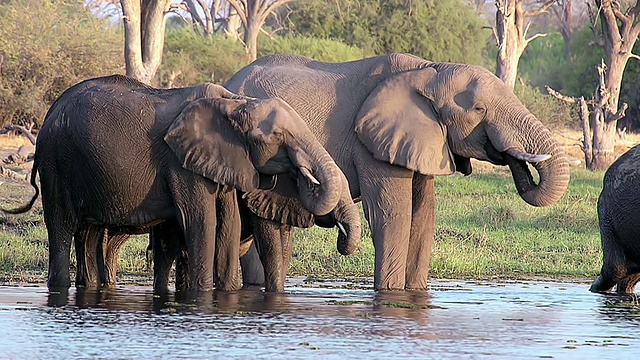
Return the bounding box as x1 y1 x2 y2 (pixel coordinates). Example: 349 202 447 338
591 145 640 294
6 74 354 292
226 53 570 291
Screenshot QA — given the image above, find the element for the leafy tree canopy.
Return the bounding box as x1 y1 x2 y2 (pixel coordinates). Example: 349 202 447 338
286 0 490 65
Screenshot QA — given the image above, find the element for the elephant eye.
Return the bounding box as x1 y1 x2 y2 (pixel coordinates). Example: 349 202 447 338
473 103 486 113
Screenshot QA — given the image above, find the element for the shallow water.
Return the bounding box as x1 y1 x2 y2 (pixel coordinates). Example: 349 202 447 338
0 278 638 359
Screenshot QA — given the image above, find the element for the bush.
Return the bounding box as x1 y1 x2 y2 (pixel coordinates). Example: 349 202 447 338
258 35 366 62
158 27 248 87
0 0 123 128
287 0 490 65
514 81 577 131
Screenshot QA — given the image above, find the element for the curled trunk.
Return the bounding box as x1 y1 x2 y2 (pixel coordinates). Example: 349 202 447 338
294 144 342 216
504 116 570 207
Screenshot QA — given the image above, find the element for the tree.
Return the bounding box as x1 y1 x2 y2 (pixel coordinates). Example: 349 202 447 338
227 0 295 61
0 0 123 128
549 1 640 171
493 0 557 88
288 0 489 65
120 0 173 84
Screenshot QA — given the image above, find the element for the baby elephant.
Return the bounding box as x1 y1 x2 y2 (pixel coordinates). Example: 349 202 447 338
591 144 640 294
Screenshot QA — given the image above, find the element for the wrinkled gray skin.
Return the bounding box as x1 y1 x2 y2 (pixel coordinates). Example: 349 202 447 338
225 53 571 291
590 145 640 294
2 74 354 292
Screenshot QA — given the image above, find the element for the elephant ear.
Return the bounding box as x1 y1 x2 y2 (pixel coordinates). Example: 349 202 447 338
242 174 315 228
164 98 259 192
354 68 455 175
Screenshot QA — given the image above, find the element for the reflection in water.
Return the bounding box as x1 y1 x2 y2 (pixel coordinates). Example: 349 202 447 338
0 280 639 358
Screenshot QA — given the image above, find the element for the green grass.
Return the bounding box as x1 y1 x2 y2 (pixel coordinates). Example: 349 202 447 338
0 165 605 282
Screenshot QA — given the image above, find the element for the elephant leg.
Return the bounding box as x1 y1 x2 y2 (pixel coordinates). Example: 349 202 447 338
42 185 76 288
280 225 293 284
590 226 625 293
616 272 640 294
74 224 101 289
214 190 242 291
150 221 180 293
405 174 436 290
240 242 266 287
102 230 130 288
173 184 217 292
250 215 285 292
355 146 414 291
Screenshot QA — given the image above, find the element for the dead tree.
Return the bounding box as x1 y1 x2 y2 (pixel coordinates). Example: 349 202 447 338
227 0 294 61
547 60 627 170
121 0 173 84
493 0 557 88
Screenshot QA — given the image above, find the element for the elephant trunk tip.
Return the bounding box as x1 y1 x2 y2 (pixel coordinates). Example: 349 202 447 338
336 222 362 256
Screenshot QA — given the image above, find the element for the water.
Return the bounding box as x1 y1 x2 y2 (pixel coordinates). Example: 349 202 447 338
0 278 638 359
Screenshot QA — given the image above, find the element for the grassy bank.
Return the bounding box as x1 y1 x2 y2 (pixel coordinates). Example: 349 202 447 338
0 160 604 283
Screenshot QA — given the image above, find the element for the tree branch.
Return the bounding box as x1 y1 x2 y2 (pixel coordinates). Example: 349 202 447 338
545 86 577 104
0 125 37 145
524 0 556 18
525 32 547 45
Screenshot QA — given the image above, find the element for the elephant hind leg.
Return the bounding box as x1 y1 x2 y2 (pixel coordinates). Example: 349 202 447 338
616 272 640 294
250 215 286 292
150 220 181 293
240 242 266 288
102 230 130 288
74 224 102 289
590 227 626 293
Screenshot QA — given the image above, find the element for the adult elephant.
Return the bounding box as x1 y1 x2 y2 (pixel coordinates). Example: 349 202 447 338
225 53 571 291
1 74 354 292
590 145 640 294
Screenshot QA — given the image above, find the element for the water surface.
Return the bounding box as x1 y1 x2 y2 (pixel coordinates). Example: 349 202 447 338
0 278 638 359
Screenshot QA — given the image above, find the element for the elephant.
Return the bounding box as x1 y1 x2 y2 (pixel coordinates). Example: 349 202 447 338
225 53 571 291
1 74 358 292
590 144 640 294
146 170 362 292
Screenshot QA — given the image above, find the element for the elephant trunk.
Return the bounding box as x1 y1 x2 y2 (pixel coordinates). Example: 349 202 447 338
293 142 342 216
503 115 570 207
330 173 361 255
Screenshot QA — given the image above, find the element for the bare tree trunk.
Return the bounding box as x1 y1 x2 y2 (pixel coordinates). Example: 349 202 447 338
121 0 172 84
223 6 242 40
227 0 294 62
494 0 556 88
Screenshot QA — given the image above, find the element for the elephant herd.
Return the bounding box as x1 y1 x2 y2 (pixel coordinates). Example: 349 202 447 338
1 53 636 295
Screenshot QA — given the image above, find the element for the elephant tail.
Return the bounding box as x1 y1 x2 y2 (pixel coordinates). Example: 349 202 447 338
1 154 40 214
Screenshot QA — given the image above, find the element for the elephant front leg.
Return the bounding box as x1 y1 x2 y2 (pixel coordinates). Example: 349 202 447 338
174 187 217 292
250 215 286 292
214 190 242 291
356 153 414 291
405 174 436 290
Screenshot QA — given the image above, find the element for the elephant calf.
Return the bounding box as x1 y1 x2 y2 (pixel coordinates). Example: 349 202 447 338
591 144 640 294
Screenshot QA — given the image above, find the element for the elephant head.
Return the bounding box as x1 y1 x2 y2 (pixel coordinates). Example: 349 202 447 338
354 63 569 207
241 169 361 256
164 90 343 215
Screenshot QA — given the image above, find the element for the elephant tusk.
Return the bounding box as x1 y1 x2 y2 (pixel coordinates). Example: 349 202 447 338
506 149 552 163
337 222 347 237
266 174 278 190
300 167 320 185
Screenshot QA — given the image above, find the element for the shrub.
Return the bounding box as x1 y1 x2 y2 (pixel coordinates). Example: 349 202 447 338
0 0 123 128
159 27 247 87
258 35 366 62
